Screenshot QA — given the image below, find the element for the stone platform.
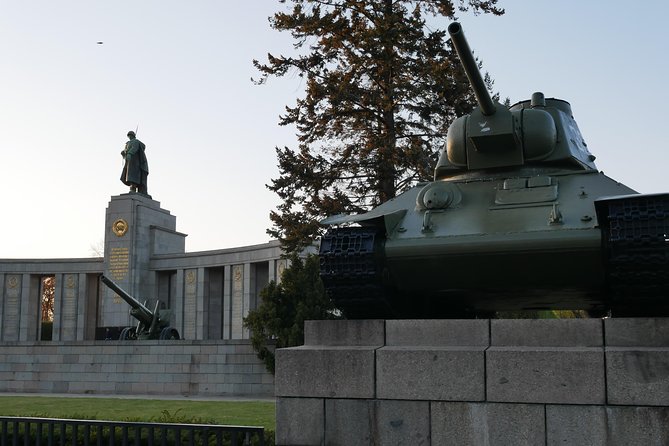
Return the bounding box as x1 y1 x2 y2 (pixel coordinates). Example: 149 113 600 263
275 318 669 445
0 340 273 397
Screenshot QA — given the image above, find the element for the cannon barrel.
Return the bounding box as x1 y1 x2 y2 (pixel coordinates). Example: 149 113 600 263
100 275 154 325
448 22 496 116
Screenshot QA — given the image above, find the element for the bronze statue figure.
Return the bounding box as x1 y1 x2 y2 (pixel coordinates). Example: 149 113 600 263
120 131 149 196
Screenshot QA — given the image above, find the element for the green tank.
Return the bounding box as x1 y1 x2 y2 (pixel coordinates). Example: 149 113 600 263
319 22 668 318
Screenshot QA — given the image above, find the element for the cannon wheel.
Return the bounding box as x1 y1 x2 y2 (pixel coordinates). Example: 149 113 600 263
159 327 180 340
119 327 136 341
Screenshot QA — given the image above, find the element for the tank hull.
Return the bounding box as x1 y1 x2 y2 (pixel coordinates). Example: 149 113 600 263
320 170 668 317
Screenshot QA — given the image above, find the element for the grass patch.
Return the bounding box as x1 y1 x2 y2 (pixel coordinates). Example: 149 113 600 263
0 396 276 431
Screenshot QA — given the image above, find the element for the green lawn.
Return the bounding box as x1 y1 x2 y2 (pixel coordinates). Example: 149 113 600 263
0 396 276 431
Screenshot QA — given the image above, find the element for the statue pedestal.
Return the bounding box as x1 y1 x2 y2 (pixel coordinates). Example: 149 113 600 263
101 193 186 329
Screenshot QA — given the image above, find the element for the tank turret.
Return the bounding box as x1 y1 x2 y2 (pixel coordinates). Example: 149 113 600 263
319 23 668 318
436 22 596 178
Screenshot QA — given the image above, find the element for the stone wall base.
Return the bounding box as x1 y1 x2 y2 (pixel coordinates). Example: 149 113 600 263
275 319 669 445
0 340 273 397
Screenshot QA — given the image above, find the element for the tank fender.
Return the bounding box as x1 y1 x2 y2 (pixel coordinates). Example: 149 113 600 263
321 209 407 235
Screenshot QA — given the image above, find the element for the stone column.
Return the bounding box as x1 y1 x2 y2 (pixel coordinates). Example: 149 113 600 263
183 268 197 340
231 264 244 339
3 274 22 341
76 273 87 341
175 269 185 338
0 273 4 338
51 273 63 341
195 266 205 340
19 274 38 342
276 258 288 285
268 260 276 283
59 274 79 341
242 262 253 339
223 265 232 340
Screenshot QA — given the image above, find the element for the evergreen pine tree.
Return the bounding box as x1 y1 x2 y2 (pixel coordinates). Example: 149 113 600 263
255 0 504 253
243 254 338 373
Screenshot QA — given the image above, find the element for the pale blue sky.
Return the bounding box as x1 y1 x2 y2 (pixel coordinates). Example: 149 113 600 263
1 1 667 258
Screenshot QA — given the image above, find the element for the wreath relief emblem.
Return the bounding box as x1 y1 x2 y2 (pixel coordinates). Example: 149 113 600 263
7 276 19 289
112 219 129 237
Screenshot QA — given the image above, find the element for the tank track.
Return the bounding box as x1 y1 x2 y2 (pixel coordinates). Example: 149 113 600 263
597 194 669 311
319 226 392 318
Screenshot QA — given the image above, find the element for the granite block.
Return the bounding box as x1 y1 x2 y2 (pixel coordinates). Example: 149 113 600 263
376 346 485 401
546 405 607 446
304 319 385 346
487 347 605 404
325 399 375 445
252 364 268 373
275 346 377 398
491 318 603 346
431 402 544 446
52 381 69 392
197 364 217 374
605 318 669 347
374 400 430 446
385 319 489 346
604 406 669 445
230 364 253 374
547 405 669 446
606 348 669 405
275 397 324 446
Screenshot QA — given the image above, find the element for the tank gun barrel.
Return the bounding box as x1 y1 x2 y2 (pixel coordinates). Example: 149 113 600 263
448 22 496 116
100 275 154 325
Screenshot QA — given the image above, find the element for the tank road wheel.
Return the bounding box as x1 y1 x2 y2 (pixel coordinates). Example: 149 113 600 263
159 327 180 340
119 327 137 341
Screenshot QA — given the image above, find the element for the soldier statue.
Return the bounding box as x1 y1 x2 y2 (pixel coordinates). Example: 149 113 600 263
120 131 149 196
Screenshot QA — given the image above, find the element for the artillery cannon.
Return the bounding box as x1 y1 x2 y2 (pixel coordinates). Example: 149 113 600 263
100 275 180 340
319 23 668 318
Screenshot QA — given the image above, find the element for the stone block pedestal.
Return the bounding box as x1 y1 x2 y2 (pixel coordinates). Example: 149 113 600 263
275 318 669 445
102 193 186 328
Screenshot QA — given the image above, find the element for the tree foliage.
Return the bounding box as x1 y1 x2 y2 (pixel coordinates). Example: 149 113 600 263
256 0 503 252
243 254 339 373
